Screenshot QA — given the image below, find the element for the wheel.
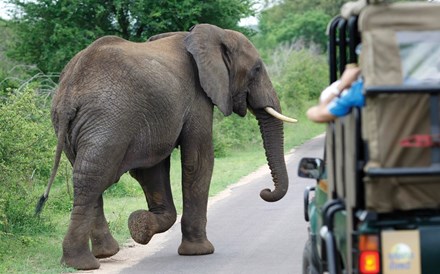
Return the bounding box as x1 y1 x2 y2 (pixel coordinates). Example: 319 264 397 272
302 239 320 274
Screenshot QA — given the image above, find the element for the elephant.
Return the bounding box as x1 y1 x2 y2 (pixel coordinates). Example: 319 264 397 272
37 24 297 270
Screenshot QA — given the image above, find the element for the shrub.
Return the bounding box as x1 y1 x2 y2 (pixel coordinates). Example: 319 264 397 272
213 110 261 158
266 42 329 115
0 87 56 234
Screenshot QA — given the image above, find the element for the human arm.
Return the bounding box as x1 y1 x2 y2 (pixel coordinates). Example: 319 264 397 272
306 65 361 123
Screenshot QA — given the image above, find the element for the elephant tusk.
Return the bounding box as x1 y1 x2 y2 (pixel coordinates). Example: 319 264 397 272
264 107 298 123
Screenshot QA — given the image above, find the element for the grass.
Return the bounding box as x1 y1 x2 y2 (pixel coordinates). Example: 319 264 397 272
0 112 324 273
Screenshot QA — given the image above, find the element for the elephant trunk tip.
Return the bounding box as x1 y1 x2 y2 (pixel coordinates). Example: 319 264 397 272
259 187 287 202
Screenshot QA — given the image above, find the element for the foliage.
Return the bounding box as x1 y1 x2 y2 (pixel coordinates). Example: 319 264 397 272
0 19 23 94
256 10 331 52
272 44 329 106
255 0 351 52
0 87 56 235
6 0 255 73
0 88 55 184
1 19 59 97
261 0 349 18
213 110 261 157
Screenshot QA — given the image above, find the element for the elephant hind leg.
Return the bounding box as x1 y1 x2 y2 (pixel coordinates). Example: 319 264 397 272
62 145 126 270
90 195 119 258
61 203 100 270
128 157 177 245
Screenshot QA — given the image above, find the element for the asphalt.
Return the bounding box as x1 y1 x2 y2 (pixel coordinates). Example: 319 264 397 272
85 135 325 274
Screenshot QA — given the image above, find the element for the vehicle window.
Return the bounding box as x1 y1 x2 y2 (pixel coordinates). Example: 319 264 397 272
396 31 440 85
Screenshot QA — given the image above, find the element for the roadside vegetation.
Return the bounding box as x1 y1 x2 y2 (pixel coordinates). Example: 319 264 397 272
0 0 345 272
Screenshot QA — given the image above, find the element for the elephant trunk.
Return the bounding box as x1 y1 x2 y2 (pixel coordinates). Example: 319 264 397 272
255 109 289 202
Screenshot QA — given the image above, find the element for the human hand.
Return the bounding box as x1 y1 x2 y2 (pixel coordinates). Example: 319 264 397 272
337 64 361 92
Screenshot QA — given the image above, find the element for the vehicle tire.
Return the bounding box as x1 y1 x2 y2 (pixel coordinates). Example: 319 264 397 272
302 239 320 274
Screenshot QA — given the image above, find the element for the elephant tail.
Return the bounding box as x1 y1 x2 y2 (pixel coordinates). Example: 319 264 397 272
35 118 67 216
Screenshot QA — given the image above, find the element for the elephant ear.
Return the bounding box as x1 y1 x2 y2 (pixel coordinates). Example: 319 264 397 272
147 31 188 42
184 24 232 116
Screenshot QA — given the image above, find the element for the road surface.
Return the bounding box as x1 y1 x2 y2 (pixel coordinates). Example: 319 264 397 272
82 135 325 274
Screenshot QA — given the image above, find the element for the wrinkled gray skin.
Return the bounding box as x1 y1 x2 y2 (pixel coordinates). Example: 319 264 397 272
51 24 289 270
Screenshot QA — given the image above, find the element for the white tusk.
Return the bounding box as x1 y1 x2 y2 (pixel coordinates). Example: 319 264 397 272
264 107 298 123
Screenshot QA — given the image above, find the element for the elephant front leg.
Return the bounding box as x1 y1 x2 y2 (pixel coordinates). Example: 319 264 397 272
128 157 177 245
178 133 215 255
90 195 119 258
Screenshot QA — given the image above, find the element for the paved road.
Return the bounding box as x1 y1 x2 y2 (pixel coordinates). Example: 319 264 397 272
92 135 325 274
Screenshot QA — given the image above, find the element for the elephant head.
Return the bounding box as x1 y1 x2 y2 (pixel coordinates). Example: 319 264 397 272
184 24 296 202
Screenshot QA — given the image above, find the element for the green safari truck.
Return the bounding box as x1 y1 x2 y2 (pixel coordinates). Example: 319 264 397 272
299 1 440 274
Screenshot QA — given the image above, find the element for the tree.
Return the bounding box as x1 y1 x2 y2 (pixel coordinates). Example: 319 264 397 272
257 10 331 51
261 0 349 18
255 0 349 51
6 0 255 73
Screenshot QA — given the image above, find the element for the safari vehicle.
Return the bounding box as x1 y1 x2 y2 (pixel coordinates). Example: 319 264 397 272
299 1 440 274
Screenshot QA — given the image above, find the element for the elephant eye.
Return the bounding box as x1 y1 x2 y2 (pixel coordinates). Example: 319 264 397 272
250 64 261 79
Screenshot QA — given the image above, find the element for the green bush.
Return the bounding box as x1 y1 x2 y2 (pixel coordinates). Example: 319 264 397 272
0 87 56 234
2 187 54 234
0 88 55 175
267 45 329 113
213 110 261 158
255 10 331 53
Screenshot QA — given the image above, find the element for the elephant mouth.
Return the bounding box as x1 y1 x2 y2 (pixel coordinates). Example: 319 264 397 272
235 88 297 123
234 105 247 117
233 92 248 117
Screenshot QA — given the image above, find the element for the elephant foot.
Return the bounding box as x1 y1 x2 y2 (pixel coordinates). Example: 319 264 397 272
61 249 100 270
128 210 159 244
128 209 177 245
91 233 119 258
178 239 215 255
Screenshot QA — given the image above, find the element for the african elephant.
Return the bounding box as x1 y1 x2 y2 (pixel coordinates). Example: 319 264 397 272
38 24 296 270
